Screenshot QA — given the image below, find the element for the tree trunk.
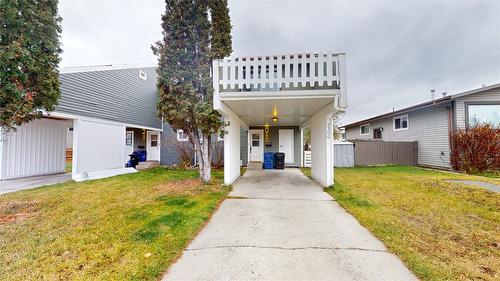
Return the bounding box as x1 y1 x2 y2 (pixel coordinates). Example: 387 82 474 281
193 131 212 183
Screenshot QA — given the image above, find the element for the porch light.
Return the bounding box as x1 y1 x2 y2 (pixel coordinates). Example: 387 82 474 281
272 116 279 123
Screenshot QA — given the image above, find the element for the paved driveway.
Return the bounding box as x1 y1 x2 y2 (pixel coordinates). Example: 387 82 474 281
163 168 417 281
0 173 72 195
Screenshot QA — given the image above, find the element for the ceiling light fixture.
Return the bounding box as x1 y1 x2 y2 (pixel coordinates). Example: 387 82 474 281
272 116 279 123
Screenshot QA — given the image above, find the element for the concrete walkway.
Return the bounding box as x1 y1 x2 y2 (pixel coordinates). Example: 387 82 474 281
163 168 417 281
0 173 72 195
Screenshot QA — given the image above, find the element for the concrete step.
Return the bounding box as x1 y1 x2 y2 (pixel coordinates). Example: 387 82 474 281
136 161 160 171
247 162 263 170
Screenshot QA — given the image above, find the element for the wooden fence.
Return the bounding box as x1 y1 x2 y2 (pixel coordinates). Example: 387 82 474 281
354 140 418 166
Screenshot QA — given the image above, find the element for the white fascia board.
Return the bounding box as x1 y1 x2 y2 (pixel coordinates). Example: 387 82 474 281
46 111 163 132
219 89 339 101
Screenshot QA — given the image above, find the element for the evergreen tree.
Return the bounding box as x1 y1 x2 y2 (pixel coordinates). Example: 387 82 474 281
0 0 62 132
153 0 232 182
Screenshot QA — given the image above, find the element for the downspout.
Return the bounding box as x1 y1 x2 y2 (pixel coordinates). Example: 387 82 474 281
447 103 453 169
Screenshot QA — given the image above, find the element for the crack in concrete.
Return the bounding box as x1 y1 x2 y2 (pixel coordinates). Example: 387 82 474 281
186 245 386 253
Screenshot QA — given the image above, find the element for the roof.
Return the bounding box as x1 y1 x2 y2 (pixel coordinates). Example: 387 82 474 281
55 66 162 130
342 82 500 128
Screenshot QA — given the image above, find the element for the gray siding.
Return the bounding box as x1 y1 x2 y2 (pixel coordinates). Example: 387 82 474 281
160 123 184 165
57 67 162 129
240 128 248 166
249 126 301 166
345 106 451 168
454 86 500 129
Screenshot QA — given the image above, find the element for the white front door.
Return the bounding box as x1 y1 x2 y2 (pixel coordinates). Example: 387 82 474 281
249 130 263 162
125 130 134 163
279 129 294 163
146 131 160 161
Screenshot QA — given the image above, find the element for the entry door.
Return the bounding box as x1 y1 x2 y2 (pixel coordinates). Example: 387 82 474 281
279 129 294 163
125 131 134 162
249 130 263 162
146 131 160 161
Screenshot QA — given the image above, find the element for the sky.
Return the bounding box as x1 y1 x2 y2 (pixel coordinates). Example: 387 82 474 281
59 0 500 125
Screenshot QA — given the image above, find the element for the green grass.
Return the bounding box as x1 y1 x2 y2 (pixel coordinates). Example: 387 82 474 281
0 168 229 280
302 166 499 281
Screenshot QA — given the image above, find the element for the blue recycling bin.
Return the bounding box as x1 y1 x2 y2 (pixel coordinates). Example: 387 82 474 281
137 150 147 162
263 152 274 169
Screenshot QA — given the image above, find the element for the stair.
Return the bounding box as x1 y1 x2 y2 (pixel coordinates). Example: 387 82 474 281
247 162 263 170
136 161 160 171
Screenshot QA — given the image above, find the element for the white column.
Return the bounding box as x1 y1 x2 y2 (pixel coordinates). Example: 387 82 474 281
310 104 334 186
223 114 241 185
300 129 304 167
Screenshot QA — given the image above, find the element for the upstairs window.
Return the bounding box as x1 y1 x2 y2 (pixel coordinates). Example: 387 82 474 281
393 114 409 131
176 130 188 142
360 124 370 135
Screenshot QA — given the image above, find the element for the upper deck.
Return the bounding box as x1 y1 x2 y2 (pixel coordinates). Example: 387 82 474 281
212 52 345 94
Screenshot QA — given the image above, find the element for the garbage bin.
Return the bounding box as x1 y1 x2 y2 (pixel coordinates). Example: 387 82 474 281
263 152 274 169
137 150 147 162
274 152 285 169
126 151 140 168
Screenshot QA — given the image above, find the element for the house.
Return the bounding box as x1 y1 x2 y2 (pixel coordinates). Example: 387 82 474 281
343 83 500 169
212 52 348 186
0 65 162 181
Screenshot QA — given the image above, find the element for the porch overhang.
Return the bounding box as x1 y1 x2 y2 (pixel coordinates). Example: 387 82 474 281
220 90 338 127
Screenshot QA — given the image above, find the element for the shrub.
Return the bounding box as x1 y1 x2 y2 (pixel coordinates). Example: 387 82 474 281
451 124 500 174
165 137 194 168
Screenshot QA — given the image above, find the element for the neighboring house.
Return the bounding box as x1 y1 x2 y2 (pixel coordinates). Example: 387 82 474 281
343 83 500 169
212 52 348 186
0 65 162 181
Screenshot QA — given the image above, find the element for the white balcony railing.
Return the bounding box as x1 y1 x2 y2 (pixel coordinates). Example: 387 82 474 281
213 52 343 93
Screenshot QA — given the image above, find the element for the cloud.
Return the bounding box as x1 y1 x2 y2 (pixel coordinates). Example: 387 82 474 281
59 0 500 124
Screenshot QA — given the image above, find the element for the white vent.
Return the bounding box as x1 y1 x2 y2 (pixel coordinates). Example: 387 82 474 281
139 70 147 80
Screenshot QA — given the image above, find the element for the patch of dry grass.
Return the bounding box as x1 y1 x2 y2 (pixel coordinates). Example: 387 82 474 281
0 168 229 280
317 166 499 280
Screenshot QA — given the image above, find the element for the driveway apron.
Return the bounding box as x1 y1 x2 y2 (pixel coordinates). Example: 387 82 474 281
163 168 417 281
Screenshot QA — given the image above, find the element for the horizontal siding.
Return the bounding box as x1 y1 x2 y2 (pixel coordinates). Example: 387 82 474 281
1 118 68 179
345 106 451 168
454 87 500 129
57 67 162 129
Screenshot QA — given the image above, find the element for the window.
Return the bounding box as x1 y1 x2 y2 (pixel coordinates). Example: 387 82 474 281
251 133 260 146
126 132 133 146
393 114 409 131
373 128 383 139
360 124 370 135
176 130 188 142
150 134 158 147
468 104 500 127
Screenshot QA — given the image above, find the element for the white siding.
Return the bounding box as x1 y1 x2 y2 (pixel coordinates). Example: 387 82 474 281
454 87 500 129
72 118 125 178
345 106 451 168
1 118 68 180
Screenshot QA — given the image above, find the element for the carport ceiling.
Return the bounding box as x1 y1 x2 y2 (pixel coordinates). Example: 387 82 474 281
222 97 333 126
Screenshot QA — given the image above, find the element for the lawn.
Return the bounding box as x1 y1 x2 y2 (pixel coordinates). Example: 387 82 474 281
302 166 499 280
0 168 229 280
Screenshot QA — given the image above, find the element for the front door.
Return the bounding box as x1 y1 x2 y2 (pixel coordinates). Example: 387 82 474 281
279 129 294 163
125 130 134 163
146 131 160 161
249 130 263 162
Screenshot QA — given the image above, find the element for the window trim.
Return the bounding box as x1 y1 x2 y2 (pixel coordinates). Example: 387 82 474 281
360 124 370 136
393 114 409 131
176 129 188 142
465 101 500 129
